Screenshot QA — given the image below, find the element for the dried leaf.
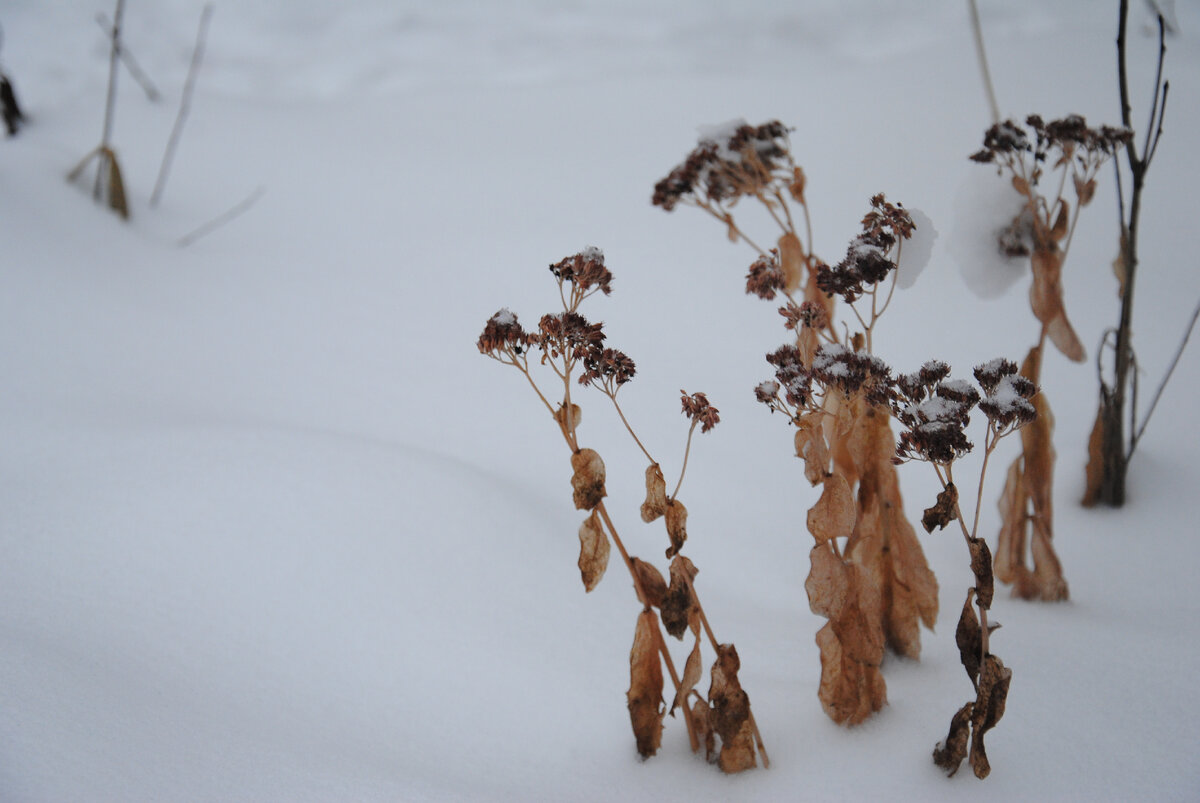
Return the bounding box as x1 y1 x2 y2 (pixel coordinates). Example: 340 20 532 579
707 644 757 772
1074 175 1096 206
661 555 698 639
778 231 805 295
554 403 582 432
577 510 610 592
993 457 1025 587
789 166 807 204
933 702 975 777
922 483 959 533
627 610 665 758
794 414 830 486
1029 248 1085 362
691 698 715 761
724 212 738 243
806 472 855 544
954 589 982 685
640 463 668 522
630 558 668 609
1112 230 1130 298
969 655 1013 779
1082 407 1107 508
570 448 606 510
105 149 130 220
1050 200 1069 242
1011 174 1031 197
968 537 994 610
671 635 703 715
664 499 688 558
814 622 886 726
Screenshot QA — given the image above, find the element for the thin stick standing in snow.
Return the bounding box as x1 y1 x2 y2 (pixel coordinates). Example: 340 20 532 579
151 3 214 208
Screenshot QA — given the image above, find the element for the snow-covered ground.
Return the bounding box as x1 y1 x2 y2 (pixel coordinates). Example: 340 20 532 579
2 1 1198 800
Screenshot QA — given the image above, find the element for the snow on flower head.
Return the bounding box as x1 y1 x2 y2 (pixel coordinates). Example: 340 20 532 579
949 172 1030 299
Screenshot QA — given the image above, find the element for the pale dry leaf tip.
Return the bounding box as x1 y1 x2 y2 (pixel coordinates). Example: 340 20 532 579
577 510 610 592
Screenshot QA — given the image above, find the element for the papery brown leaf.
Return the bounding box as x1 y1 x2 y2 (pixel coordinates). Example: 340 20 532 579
725 212 738 243
691 698 715 761
1112 231 1130 298
671 634 703 715
996 349 1069 600
640 463 668 522
1011 174 1031 197
627 610 665 758
778 232 805 295
664 499 688 558
1029 248 1085 362
969 654 1013 779
570 448 607 510
955 589 982 685
707 644 757 773
630 558 668 609
841 399 938 659
933 702 975 777
1082 408 1107 508
794 414 831 486
814 622 887 726
554 403 582 432
806 472 855 544
1050 200 1069 242
577 510 610 592
922 483 959 533
1074 175 1096 206
789 166 807 204
661 555 698 639
968 538 994 610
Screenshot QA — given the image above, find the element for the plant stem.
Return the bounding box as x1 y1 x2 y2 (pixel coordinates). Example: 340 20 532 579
670 420 698 502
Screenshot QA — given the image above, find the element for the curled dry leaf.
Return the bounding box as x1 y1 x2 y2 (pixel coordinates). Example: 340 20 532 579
664 499 688 558
641 463 668 522
955 589 982 686
691 698 715 762
1029 248 1085 362
806 472 855 544
778 231 805 295
630 558 668 609
661 555 699 639
933 702 975 776
995 348 1069 601
707 644 757 773
794 413 831 485
627 610 665 758
968 655 1013 779
789 166 807 205
577 510 610 592
570 448 607 510
922 483 959 533
1081 409 1107 508
554 403 582 432
968 537 994 610
1074 174 1097 206
671 634 703 715
807 544 887 725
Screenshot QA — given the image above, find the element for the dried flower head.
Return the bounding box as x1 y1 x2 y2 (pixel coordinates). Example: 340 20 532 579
764 344 813 407
971 115 1132 175
537 311 606 361
550 247 613 296
779 299 829 332
580 346 637 389
977 373 1038 429
680 390 720 433
745 250 787 300
653 120 794 212
815 195 914 303
478 308 533 356
811 343 893 406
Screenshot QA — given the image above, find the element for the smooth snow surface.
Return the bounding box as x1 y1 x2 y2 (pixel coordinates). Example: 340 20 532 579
2 1 1199 801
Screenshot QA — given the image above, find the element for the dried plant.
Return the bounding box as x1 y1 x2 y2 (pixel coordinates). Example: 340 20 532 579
893 357 1039 779
477 248 766 772
1084 1 1197 508
655 124 937 725
968 113 1129 600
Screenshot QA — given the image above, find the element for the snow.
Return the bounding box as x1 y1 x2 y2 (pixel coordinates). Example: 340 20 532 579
897 207 936 290
2 1 1199 801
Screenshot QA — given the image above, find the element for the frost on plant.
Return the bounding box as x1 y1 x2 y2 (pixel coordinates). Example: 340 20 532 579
967 114 1129 601
478 249 766 772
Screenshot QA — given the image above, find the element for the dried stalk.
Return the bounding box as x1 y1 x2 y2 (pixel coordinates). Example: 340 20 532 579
152 3 214 207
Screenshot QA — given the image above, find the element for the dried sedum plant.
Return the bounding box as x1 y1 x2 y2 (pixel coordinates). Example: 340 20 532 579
655 124 937 726
968 114 1129 601
892 357 1039 779
477 248 766 772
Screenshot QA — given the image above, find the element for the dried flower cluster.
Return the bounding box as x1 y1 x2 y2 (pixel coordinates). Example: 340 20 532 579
478 249 766 772
888 358 1039 779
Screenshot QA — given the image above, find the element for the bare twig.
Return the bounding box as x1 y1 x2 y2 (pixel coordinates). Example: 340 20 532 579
95 12 160 102
151 3 214 208
1130 297 1200 456
176 185 264 246
967 0 1001 124
97 0 125 199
